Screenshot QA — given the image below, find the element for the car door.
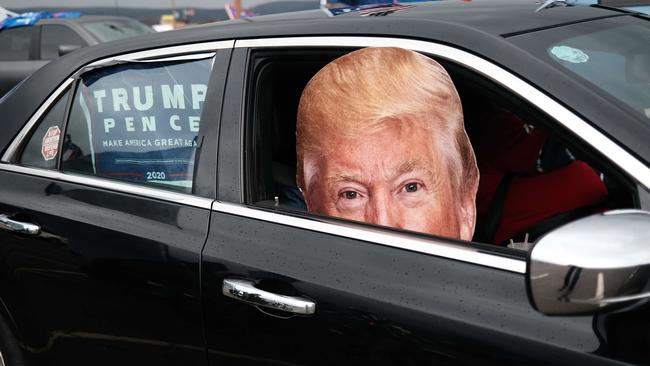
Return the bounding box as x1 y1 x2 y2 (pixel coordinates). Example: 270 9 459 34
201 37 650 366
0 42 232 365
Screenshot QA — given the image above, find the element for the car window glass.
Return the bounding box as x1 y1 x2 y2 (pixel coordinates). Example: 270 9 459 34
61 57 213 193
508 16 650 123
246 47 637 249
40 24 86 60
0 27 32 61
546 22 650 122
19 89 71 169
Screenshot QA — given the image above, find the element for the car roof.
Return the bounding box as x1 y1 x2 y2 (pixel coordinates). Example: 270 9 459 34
57 0 627 65
2 0 649 165
248 0 627 36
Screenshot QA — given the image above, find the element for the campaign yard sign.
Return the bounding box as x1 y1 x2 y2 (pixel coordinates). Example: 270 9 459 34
78 59 212 188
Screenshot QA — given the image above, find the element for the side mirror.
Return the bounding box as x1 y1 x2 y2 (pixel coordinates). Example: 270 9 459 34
527 210 650 316
58 44 82 57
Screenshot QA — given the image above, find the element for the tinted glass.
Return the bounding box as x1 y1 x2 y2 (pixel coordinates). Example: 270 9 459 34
509 16 650 122
40 24 86 60
0 27 32 61
61 57 213 193
19 90 70 169
82 20 153 43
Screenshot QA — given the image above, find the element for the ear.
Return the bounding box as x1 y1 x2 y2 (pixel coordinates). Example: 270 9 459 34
299 183 314 212
457 190 477 241
299 156 322 213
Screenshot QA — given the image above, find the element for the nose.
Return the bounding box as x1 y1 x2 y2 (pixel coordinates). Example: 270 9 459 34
366 191 401 228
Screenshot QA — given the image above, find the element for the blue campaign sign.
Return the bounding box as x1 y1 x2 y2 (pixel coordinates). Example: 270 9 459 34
0 11 81 30
0 12 48 29
78 59 212 186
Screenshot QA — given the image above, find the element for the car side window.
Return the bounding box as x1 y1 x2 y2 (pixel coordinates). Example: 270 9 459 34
245 47 637 249
0 27 33 61
40 24 87 60
19 89 71 169
60 57 213 193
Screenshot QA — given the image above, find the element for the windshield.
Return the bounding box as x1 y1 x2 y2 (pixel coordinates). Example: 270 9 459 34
509 16 650 122
82 19 153 43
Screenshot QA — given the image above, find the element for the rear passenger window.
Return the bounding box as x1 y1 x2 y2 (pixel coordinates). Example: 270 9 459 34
61 57 213 193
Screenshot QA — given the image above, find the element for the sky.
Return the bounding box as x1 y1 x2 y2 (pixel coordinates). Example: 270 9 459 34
0 0 255 9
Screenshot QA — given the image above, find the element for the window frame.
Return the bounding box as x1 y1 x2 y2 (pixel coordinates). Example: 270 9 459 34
61 57 213 193
243 46 639 243
15 84 74 170
216 36 650 275
0 40 234 206
235 36 650 191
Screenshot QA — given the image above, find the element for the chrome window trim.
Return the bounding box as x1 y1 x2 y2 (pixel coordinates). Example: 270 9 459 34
212 201 526 273
2 78 75 163
86 40 234 68
235 36 650 190
1 40 234 163
0 164 213 209
121 52 217 63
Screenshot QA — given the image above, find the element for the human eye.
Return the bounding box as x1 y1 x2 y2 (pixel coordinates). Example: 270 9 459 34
404 182 419 193
340 190 360 200
401 182 422 193
335 188 366 210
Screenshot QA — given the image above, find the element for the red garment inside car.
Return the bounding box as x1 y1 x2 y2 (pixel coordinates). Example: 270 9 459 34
473 109 608 244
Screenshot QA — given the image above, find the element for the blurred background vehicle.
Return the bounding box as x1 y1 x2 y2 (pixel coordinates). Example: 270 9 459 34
576 0 650 14
2 0 648 97
0 11 153 96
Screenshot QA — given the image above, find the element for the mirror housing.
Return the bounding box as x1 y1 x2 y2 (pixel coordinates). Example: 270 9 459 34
58 44 82 57
527 210 650 316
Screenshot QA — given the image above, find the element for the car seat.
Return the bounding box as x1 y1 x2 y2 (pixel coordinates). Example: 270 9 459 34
471 108 608 244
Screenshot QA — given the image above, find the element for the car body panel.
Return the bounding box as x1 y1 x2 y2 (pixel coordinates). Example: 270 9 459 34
202 210 613 366
0 40 230 365
0 169 210 365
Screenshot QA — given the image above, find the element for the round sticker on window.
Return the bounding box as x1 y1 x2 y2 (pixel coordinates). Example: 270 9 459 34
41 125 61 161
551 45 589 64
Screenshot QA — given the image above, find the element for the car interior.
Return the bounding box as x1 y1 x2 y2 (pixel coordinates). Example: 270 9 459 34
244 48 637 248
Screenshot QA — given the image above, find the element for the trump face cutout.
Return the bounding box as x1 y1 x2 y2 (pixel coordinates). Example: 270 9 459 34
296 47 479 241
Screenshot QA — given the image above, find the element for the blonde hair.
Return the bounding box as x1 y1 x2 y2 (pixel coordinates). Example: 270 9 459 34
296 47 478 201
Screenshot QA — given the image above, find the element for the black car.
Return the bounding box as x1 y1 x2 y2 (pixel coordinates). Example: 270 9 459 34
0 15 153 96
0 1 649 365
